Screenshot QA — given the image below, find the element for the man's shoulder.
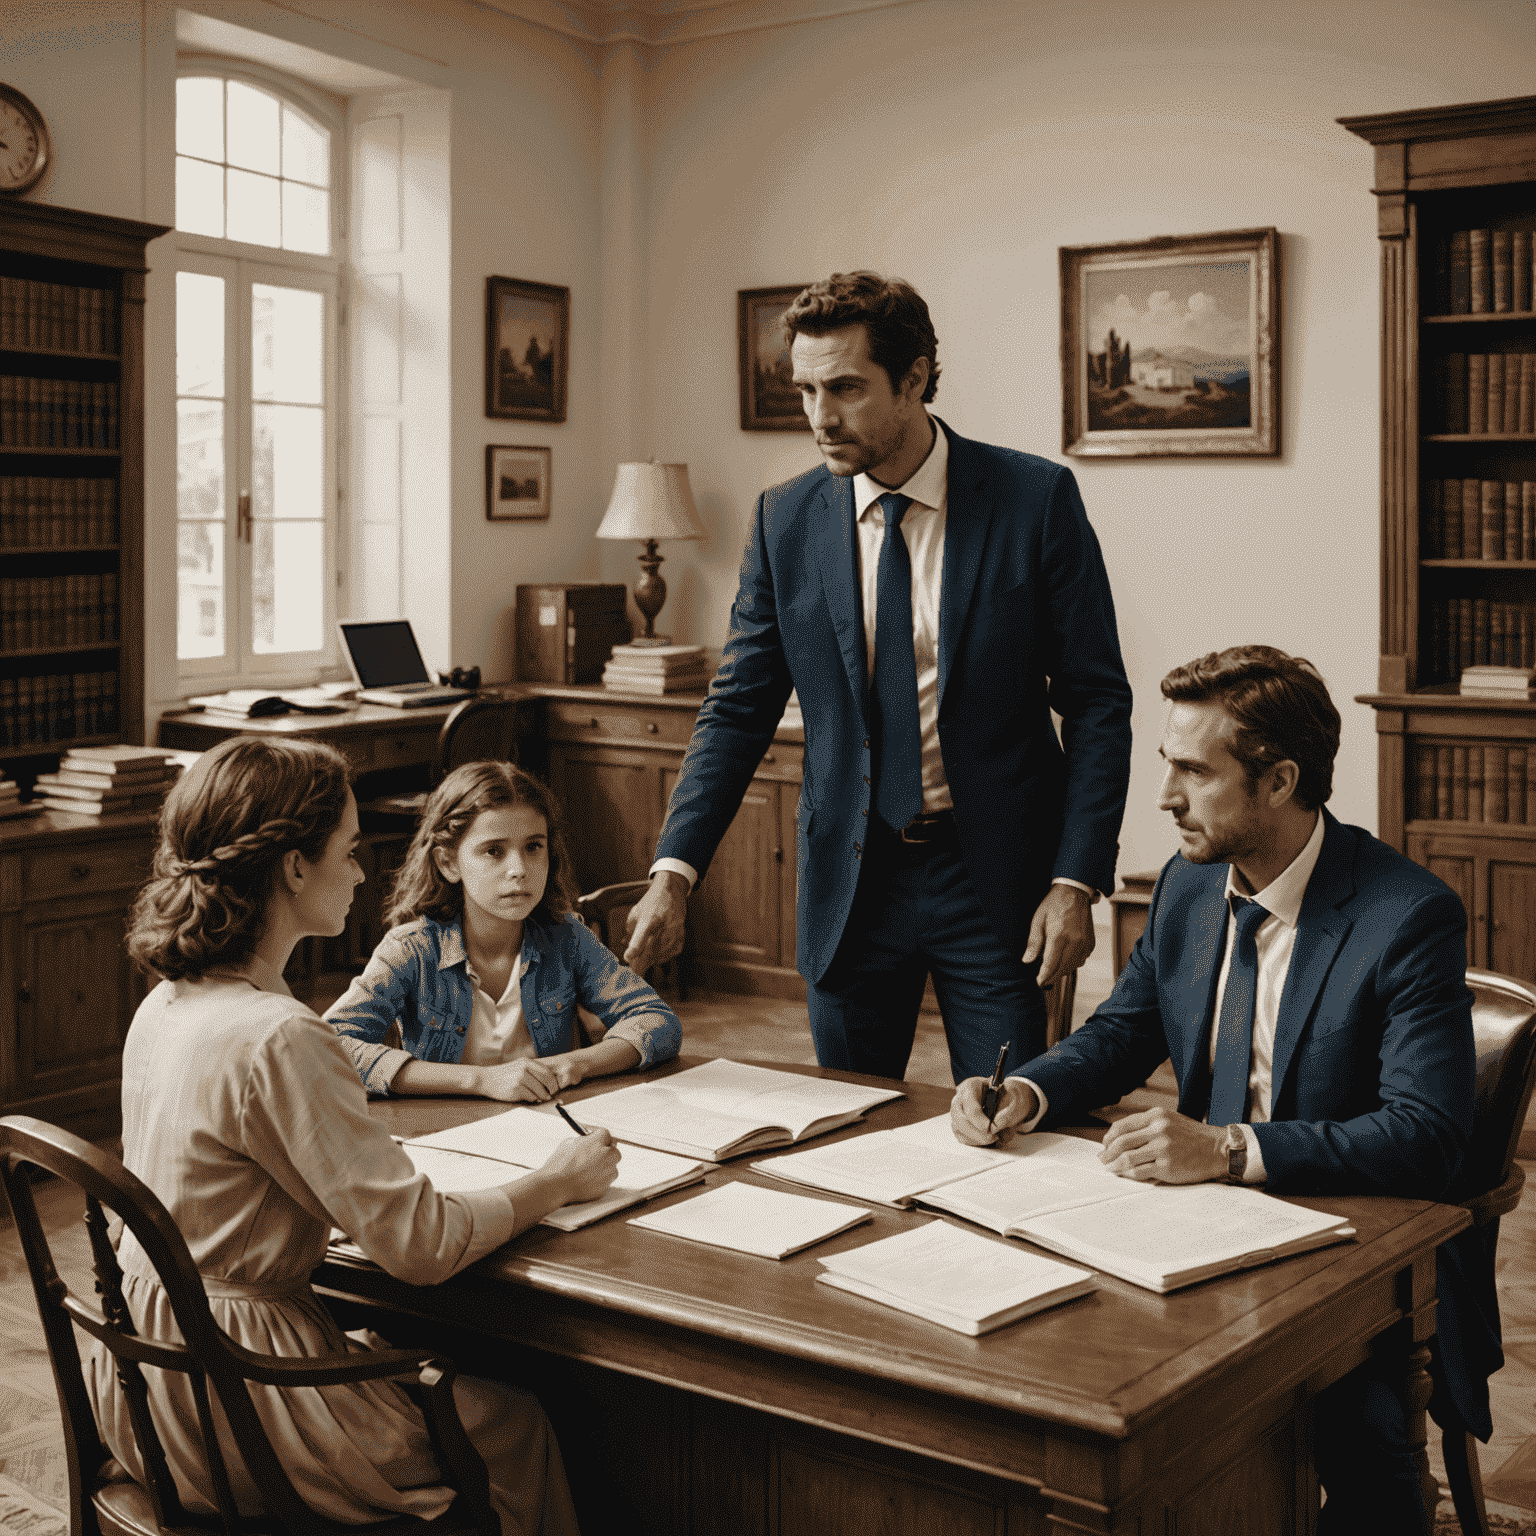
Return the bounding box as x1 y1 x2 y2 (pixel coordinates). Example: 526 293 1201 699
938 420 1072 490
1331 816 1466 917
763 460 835 507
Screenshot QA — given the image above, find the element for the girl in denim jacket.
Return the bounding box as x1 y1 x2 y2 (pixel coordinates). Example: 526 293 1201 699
326 761 681 1100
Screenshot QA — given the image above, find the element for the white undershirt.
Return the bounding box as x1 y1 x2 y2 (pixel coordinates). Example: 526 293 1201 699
461 955 536 1066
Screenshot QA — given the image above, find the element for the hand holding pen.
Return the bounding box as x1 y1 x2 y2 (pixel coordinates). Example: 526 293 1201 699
981 1042 1011 1132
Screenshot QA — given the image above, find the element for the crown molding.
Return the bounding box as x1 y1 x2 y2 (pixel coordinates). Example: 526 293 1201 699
467 0 927 47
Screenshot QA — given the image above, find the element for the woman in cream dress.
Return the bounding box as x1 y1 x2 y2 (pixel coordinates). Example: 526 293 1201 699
87 736 619 1536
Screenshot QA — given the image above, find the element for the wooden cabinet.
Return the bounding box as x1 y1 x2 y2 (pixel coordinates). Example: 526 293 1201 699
535 687 805 999
0 810 155 1140
1343 94 1536 980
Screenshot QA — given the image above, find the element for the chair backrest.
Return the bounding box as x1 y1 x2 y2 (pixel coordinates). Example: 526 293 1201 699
432 697 521 785
0 1115 356 1536
575 880 651 957
1463 969 1536 1197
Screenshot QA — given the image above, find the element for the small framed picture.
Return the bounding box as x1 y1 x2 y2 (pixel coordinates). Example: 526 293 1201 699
1060 227 1280 458
486 445 551 522
738 284 811 432
486 276 569 422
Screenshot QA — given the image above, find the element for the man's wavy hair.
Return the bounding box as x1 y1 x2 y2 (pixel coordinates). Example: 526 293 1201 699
1161 646 1342 811
385 760 577 929
128 736 352 980
782 272 942 403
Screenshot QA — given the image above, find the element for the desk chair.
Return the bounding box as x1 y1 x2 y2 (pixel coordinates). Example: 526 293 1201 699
1432 969 1536 1536
363 696 523 821
1043 971 1078 1049
0 1115 498 1536
571 880 684 1042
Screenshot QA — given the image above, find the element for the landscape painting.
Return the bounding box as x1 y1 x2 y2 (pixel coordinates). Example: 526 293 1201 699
738 285 812 431
486 277 569 423
1061 229 1278 458
486 444 551 521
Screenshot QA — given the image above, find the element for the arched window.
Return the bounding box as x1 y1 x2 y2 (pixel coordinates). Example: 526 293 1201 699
174 65 341 683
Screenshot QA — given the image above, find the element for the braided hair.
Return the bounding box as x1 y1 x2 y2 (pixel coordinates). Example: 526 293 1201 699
385 761 576 929
128 736 352 980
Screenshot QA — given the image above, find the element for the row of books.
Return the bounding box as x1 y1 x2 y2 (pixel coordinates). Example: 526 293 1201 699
1414 741 1536 824
0 378 120 450
0 670 118 749
0 575 119 654
600 642 713 694
1436 229 1535 315
1421 478 1536 560
0 277 117 354
0 476 117 547
1425 599 1536 680
0 771 41 821
1435 353 1536 435
34 745 180 818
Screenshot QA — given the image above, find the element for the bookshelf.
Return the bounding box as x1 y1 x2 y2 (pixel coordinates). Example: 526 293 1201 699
0 200 167 777
1342 94 1536 979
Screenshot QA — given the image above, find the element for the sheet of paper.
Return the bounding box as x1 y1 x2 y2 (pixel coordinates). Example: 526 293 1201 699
923 1147 1155 1228
410 1105 572 1164
627 1181 872 1259
756 1129 1006 1205
569 1085 765 1156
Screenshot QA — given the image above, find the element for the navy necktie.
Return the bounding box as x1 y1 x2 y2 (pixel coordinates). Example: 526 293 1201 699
1208 896 1269 1126
872 492 923 831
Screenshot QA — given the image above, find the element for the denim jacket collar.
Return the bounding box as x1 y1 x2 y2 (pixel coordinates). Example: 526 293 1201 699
434 910 559 975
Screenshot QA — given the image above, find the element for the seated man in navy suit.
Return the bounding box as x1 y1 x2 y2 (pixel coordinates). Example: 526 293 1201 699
952 645 1491 1535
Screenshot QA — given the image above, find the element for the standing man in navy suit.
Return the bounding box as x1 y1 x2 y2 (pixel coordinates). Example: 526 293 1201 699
624 272 1133 1082
952 646 1492 1533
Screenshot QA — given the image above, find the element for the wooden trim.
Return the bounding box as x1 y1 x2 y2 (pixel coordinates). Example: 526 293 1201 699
1339 94 1536 147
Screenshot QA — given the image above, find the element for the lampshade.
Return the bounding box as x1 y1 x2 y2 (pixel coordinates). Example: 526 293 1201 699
596 462 706 542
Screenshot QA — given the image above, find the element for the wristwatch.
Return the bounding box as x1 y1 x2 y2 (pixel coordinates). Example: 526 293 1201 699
1224 1123 1248 1183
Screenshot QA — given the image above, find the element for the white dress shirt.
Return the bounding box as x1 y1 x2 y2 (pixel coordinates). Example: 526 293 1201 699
1019 810 1326 1183
654 418 1093 898
462 955 537 1065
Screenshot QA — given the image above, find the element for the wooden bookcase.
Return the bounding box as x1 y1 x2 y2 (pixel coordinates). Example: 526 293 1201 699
1343 95 1536 978
0 199 167 780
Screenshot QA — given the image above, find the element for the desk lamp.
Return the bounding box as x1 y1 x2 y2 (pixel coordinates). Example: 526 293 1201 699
596 461 706 646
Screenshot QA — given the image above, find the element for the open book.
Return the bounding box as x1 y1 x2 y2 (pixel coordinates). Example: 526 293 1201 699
405 1105 706 1230
567 1059 903 1161
628 1182 871 1259
816 1221 1095 1335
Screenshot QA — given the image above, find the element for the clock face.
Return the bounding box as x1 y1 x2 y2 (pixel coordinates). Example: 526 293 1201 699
0 87 48 194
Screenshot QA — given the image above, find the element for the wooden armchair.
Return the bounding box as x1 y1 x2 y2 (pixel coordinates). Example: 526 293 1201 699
0 1115 498 1536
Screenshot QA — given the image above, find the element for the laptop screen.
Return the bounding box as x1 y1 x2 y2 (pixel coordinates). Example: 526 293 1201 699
339 621 432 689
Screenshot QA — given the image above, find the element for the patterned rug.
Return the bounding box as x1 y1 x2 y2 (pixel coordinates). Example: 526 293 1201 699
0 1476 65 1536
1434 1503 1536 1533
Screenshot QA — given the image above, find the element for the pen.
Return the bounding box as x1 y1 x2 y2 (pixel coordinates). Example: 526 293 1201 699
981 1041 1011 1130
554 1101 588 1136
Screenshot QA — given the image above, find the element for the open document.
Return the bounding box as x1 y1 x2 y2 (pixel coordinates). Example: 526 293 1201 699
816 1221 1095 1336
406 1105 706 1231
627 1182 872 1259
566 1059 903 1161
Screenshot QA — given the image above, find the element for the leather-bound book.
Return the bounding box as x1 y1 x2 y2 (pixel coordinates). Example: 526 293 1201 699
1493 230 1514 312
1508 484 1524 559
1451 229 1472 314
1527 747 1536 825
1482 480 1504 561
1519 355 1535 435
1488 353 1506 435
1471 228 1492 312
1469 354 1488 433
1443 353 1469 433
1516 232 1534 314
1474 598 1491 665
1468 746 1485 823
1422 478 1442 558
1503 358 1521 433
1415 744 1438 820
1511 747 1528 825
1463 479 1482 558
1485 745 1509 823
1442 477 1461 557
1525 481 1536 561
1452 745 1469 820
1437 746 1453 820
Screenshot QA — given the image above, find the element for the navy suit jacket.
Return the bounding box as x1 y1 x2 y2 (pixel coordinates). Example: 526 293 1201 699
1024 811 1499 1436
655 419 1133 983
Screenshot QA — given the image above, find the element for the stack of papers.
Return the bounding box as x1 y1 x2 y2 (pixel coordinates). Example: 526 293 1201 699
817 1221 1095 1335
405 1106 706 1230
627 1182 871 1259
568 1059 903 1161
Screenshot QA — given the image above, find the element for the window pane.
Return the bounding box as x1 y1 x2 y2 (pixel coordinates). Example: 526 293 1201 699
176 273 224 398
176 77 224 161
282 180 329 255
178 521 226 658
252 286 324 403
252 520 324 654
226 168 281 248
175 156 224 238
226 80 280 174
282 104 330 187
177 399 225 521
252 403 324 522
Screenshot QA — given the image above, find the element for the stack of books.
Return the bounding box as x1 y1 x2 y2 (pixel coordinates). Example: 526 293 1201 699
34 745 182 817
1459 665 1536 700
0 772 41 821
601 643 713 695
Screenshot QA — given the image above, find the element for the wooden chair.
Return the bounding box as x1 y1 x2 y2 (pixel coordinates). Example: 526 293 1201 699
0 1115 498 1536
362 696 523 821
1043 970 1078 1048
1432 969 1536 1536
570 880 682 1040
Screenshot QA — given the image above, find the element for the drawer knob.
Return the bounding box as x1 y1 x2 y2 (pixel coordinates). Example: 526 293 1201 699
762 753 776 763
70 863 90 881
590 717 600 729
647 722 658 734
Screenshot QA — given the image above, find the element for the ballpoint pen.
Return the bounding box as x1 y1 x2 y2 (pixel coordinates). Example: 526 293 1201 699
554 1101 588 1136
981 1041 1011 1131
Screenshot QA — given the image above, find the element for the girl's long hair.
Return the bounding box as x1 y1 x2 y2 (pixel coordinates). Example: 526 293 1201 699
386 761 577 928
127 736 352 980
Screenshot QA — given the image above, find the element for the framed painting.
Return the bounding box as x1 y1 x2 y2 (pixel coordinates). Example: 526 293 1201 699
1060 227 1279 458
486 277 569 423
738 284 811 431
486 444 551 521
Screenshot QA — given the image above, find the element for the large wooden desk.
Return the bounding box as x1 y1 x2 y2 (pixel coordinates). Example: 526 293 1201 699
313 1060 1467 1535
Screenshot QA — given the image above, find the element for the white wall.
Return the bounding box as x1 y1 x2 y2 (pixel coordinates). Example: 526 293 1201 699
629 0 1536 913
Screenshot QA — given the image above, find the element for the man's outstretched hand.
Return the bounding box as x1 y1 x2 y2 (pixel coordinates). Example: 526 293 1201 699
622 871 690 974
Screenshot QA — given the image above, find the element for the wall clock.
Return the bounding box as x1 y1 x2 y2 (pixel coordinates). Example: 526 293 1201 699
0 83 51 196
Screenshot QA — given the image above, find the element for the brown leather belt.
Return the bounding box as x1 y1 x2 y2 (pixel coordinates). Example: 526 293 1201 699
897 809 955 844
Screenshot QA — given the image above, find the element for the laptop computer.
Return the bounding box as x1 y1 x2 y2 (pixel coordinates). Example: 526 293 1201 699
338 620 472 708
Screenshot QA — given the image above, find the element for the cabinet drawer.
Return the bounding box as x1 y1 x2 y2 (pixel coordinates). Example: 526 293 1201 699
24 838 153 903
545 700 696 746
373 728 438 770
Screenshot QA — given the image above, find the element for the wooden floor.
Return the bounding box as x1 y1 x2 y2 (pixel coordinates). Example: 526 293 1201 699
2 984 1534 1529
